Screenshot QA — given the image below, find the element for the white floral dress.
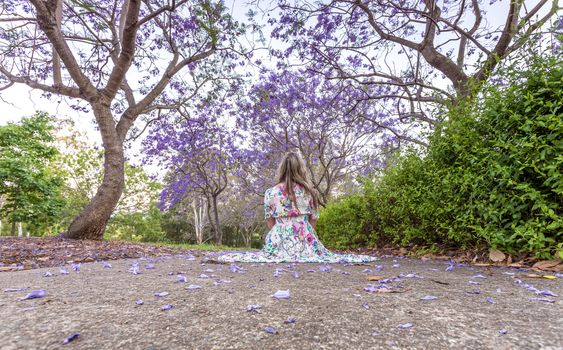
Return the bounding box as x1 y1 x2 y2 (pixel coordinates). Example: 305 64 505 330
217 183 377 263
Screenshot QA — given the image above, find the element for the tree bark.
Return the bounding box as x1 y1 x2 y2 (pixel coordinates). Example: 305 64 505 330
211 195 222 245
65 104 125 240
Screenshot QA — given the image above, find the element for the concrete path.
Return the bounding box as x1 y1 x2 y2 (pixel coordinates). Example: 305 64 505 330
1 253 561 349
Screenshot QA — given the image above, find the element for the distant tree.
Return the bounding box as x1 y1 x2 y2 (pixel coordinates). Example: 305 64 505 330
0 112 65 235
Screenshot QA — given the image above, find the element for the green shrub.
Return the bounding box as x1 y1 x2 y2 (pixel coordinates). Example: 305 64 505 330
317 53 563 258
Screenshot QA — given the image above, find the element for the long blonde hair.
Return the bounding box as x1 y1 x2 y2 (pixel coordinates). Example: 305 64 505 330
275 151 319 209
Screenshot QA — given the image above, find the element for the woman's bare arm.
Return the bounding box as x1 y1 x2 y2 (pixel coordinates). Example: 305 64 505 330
309 217 317 229
266 217 275 230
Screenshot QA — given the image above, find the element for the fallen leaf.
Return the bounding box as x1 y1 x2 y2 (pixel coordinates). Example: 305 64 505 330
532 260 563 272
489 249 506 262
21 289 46 300
367 275 385 281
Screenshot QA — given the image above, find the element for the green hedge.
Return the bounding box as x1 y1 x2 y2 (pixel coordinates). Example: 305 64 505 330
317 54 563 259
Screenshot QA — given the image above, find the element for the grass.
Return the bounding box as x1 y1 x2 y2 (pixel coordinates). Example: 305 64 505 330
123 240 249 252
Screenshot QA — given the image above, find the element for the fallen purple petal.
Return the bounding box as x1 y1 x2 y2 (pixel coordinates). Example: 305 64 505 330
420 295 438 301
499 329 508 335
341 271 350 275
154 291 169 297
392 264 400 268
263 327 277 334
398 323 413 329
472 275 486 279
319 265 332 272
161 304 173 311
21 289 46 300
284 318 296 324
307 269 315 273
59 267 69 275
530 298 555 303
136 299 144 305
361 302 369 309
72 263 81 272
362 268 373 273
63 333 80 344
186 285 202 290
246 304 262 313
43 271 53 277
469 281 481 285
198 274 209 279
445 264 454 271
486 297 495 304
293 271 300 279
102 261 112 269
145 264 155 269
272 290 290 299
176 276 188 283
404 273 422 278
129 266 140 275
536 290 558 297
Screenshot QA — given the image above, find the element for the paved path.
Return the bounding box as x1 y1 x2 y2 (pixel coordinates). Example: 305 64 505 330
1 252 561 349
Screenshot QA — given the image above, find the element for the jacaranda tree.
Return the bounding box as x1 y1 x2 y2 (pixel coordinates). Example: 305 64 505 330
0 0 246 239
268 0 560 141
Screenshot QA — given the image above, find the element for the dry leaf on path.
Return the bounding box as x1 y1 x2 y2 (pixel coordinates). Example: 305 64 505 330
532 260 563 272
489 249 506 262
367 275 386 281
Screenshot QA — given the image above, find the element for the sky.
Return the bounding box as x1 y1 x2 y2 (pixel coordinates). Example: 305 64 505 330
0 0 557 175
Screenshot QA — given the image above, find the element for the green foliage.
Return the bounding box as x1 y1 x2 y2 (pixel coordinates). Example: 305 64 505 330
317 53 563 258
104 201 167 243
0 112 65 232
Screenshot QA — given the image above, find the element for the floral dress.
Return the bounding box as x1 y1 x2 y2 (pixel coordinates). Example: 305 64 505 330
217 183 377 263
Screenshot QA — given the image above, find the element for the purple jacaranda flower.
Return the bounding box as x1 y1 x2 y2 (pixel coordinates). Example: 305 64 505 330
427 268 438 271
378 279 393 284
361 302 369 309
503 272 516 276
499 329 508 335
145 264 155 269
72 263 80 272
307 269 315 273
263 327 277 334
404 273 422 278
21 289 46 300
60 267 69 275
247 304 262 313
472 275 486 279
392 264 400 268
445 264 454 271
199 274 210 279
362 268 373 273
536 290 558 297
341 271 350 275
102 261 112 269
398 323 413 329
43 271 53 277
319 265 332 272
486 297 495 304
469 281 481 285
186 285 202 290
136 300 144 305
230 264 242 273
284 318 296 324
63 333 80 344
204 269 214 273
4 287 29 293
293 271 300 279
130 265 140 275
161 304 173 311
154 292 169 297
176 275 187 283
274 269 282 277
420 295 437 301
375 265 384 271
364 285 388 293
218 279 231 284
530 298 555 303
353 293 362 298
272 290 290 299
513 279 522 284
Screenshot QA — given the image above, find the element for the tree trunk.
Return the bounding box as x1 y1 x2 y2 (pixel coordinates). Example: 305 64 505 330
11 221 16 236
211 195 222 245
17 222 22 237
65 104 125 240
0 219 2 236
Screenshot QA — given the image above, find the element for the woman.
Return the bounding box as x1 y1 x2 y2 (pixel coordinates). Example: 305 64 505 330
217 152 377 263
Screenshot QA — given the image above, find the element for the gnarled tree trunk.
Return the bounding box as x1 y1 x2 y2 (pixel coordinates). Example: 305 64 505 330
65 104 125 240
